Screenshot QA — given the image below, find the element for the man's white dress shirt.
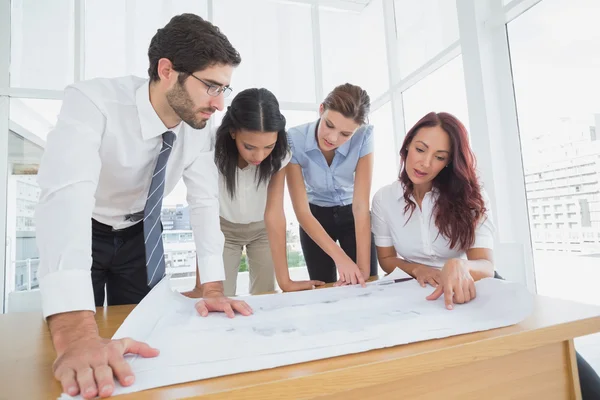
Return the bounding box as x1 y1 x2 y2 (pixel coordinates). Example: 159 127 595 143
36 76 225 319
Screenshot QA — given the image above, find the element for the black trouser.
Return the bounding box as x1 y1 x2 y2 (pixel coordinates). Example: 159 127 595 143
91 218 151 307
493 272 600 399
299 203 378 284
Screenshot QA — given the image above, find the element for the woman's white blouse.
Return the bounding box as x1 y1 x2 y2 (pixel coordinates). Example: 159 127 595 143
219 151 292 224
371 181 495 269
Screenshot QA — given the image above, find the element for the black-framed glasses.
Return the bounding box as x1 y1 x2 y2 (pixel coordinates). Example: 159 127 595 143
187 73 233 98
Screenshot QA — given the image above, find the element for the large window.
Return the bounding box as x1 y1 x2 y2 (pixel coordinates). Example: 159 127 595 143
10 0 74 89
508 0 600 371
393 0 459 79
9 99 61 142
402 56 470 132
4 99 57 310
214 0 316 103
319 0 388 99
2 0 471 308
85 0 208 79
369 102 398 197
281 110 319 269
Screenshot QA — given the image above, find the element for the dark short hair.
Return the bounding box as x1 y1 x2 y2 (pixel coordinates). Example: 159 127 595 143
147 13 241 82
214 88 289 199
322 83 370 125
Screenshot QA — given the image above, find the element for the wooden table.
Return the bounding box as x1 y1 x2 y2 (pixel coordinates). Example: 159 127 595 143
1 291 600 400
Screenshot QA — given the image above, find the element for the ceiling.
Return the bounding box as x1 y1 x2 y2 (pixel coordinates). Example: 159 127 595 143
334 0 371 3
287 0 372 11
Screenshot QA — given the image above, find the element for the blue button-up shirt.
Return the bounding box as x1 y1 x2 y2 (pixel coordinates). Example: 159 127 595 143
288 120 374 207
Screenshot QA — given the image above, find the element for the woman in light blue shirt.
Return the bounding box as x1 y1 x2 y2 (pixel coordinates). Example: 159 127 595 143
280 83 378 290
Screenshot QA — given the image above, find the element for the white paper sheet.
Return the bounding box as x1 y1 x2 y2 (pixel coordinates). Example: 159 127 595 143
61 269 533 398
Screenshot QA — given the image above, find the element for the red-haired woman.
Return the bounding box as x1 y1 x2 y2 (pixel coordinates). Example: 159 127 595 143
372 111 494 309
371 111 600 399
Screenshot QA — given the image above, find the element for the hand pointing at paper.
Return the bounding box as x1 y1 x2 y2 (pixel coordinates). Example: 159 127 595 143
425 252 495 310
426 258 476 310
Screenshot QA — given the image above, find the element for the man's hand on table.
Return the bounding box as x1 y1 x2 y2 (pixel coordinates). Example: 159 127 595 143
49 311 159 399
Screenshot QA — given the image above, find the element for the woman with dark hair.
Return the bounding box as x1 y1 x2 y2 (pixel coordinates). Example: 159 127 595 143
213 88 293 296
371 111 600 399
372 111 494 308
282 83 378 291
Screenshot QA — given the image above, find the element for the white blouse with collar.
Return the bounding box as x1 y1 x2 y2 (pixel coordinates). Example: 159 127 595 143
218 151 292 224
371 181 495 269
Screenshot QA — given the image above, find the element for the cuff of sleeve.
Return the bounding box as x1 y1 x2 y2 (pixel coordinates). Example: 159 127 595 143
472 237 494 250
197 255 226 284
374 236 394 247
40 269 96 320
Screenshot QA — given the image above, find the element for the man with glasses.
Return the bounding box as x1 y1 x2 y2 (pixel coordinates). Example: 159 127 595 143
35 14 251 399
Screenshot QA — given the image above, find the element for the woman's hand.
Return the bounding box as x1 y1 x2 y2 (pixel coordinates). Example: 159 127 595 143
412 265 441 288
334 255 367 287
280 279 326 292
426 258 475 310
194 293 254 318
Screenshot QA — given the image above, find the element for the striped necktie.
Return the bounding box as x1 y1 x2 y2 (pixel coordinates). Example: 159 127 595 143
144 130 176 287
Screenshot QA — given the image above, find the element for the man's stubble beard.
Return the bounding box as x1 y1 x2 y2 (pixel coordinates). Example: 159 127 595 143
166 82 212 130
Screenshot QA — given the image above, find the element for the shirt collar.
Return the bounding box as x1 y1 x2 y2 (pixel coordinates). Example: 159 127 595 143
394 180 405 200
304 120 320 153
394 181 439 201
136 80 181 140
304 119 352 157
336 137 352 157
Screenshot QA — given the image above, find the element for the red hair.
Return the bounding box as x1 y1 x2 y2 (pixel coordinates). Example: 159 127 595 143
399 112 486 251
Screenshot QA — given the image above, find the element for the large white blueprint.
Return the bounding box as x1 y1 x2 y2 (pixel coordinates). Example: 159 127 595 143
62 269 533 398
